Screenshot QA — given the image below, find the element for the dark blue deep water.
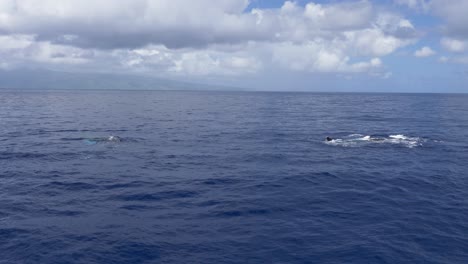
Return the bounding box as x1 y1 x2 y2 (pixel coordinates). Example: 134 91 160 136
1 90 468 264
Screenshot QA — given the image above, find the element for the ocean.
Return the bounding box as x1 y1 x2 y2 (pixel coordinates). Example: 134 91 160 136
1 90 468 264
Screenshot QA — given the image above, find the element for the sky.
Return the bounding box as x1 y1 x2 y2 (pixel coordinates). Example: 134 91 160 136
0 0 467 92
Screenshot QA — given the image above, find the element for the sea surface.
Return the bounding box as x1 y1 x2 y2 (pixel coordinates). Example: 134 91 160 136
1 90 468 264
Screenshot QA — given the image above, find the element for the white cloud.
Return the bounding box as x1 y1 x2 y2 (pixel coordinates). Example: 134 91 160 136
0 0 414 49
0 34 34 50
171 53 262 76
345 28 414 57
115 44 263 76
438 56 449 63
414 46 435 57
271 41 383 73
441 38 467 52
0 34 91 66
437 55 468 64
0 0 418 77
303 1 372 30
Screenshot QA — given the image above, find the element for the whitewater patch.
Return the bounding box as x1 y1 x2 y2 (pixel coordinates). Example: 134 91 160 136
59 136 123 145
325 134 424 148
83 136 122 145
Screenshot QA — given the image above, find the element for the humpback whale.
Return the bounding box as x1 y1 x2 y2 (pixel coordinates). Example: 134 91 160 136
83 136 122 145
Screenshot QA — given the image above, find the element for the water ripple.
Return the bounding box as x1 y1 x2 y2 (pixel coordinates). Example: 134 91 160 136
1 91 468 263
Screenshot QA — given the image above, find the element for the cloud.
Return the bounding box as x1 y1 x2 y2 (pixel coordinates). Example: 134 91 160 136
0 0 418 77
0 0 259 49
438 55 468 64
421 0 468 69
441 38 467 52
0 34 92 67
438 56 449 63
430 0 468 39
0 34 33 50
394 0 429 11
0 0 414 49
345 28 414 57
414 46 435 57
302 1 373 30
270 41 383 73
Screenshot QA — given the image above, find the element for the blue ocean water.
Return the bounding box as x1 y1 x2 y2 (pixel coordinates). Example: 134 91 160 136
1 90 468 264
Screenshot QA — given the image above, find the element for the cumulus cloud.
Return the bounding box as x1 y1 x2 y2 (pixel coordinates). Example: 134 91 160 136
271 41 383 73
302 1 372 31
414 46 435 57
0 0 418 77
117 44 262 76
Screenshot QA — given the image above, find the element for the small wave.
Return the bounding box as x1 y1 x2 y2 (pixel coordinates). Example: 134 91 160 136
115 190 198 202
325 134 424 148
39 181 99 191
0 152 47 160
213 208 271 218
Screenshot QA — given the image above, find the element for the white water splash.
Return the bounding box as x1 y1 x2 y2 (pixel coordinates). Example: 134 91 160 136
326 134 424 148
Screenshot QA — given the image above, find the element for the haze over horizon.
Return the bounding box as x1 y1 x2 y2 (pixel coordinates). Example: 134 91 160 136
1 0 468 92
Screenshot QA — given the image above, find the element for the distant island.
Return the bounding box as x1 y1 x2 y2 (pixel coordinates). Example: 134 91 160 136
0 69 244 91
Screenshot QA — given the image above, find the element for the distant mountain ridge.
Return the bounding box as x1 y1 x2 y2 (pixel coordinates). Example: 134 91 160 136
0 69 242 91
